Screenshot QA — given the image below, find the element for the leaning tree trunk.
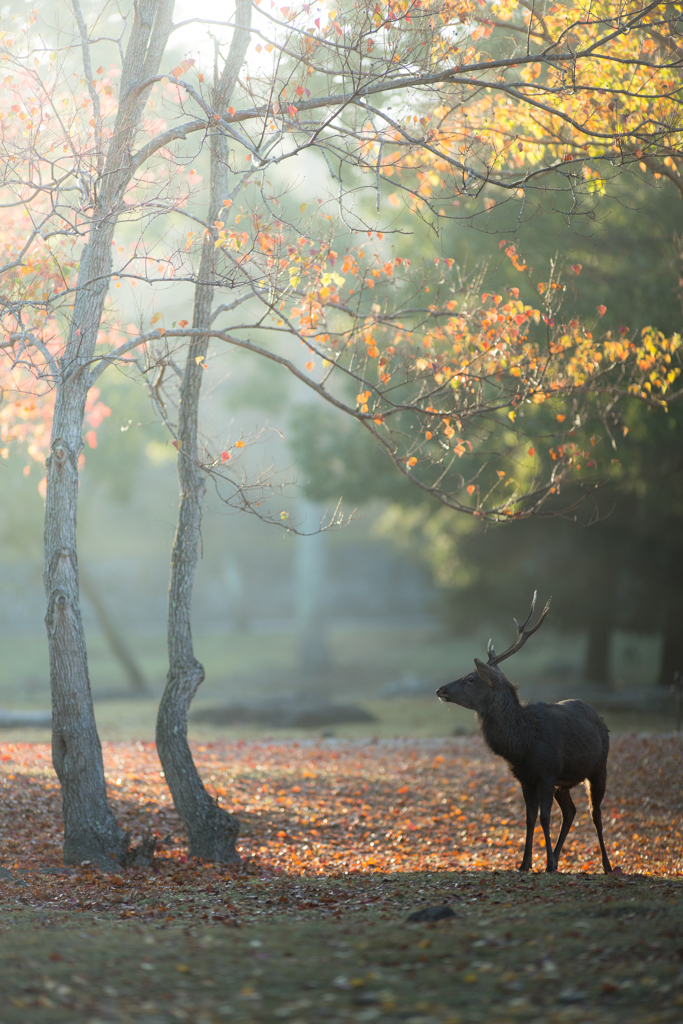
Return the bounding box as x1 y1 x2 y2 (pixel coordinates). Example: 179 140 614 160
45 0 174 868
156 1 251 862
81 568 148 693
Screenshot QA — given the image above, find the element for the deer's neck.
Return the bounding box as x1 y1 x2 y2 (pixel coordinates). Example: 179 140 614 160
478 684 530 764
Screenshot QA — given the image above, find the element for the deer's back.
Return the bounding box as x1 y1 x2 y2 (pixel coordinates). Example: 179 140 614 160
512 699 609 787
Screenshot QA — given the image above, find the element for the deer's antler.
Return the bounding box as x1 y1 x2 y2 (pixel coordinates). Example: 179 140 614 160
487 591 552 667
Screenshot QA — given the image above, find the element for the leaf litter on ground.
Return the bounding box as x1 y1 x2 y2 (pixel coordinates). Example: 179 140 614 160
0 734 681 1024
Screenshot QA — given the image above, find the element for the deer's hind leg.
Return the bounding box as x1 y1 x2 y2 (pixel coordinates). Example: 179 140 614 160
552 787 576 869
587 772 612 874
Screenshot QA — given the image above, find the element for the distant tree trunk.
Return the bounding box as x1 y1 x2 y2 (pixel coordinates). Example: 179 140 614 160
223 558 250 633
583 617 613 686
657 587 683 686
80 569 147 693
296 499 332 694
45 0 174 868
156 3 250 862
582 555 618 686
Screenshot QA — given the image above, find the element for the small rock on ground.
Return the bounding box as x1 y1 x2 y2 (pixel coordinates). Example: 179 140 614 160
405 905 456 923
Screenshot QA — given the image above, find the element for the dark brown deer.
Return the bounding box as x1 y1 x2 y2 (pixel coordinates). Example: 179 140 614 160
437 593 612 874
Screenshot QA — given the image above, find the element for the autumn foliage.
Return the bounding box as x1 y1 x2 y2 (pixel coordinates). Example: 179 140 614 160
0 1 681 516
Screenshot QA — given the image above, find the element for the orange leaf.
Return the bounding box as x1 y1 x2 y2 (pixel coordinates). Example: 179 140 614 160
466 484 475 495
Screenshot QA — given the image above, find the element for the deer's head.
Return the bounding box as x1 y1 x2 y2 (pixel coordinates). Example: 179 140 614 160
436 659 506 712
436 591 551 712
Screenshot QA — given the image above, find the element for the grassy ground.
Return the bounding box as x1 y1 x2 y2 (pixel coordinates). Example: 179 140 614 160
1 871 681 1024
0 694 673 745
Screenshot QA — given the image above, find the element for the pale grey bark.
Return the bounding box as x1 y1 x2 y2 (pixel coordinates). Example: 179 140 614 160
45 0 174 868
156 0 252 862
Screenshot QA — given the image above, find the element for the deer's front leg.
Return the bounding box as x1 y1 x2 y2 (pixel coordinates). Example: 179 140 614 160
519 781 538 871
539 779 557 872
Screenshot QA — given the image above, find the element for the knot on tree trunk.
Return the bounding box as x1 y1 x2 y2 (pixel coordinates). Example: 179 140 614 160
46 588 73 632
49 439 78 470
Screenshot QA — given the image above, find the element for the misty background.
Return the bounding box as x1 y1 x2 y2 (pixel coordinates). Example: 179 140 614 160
0 158 681 740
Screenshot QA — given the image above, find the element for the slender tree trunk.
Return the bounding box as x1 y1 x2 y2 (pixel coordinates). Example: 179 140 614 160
45 0 174 867
156 1 251 862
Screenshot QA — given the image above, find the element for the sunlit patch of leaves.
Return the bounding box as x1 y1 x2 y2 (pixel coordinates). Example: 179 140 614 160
0 735 680 921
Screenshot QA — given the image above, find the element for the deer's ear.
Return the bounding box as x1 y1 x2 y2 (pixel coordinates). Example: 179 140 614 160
474 658 502 686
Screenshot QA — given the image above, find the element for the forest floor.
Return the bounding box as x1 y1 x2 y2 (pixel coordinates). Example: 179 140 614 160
0 734 681 1024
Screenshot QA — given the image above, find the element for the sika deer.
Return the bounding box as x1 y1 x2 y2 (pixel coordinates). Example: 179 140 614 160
437 594 612 874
